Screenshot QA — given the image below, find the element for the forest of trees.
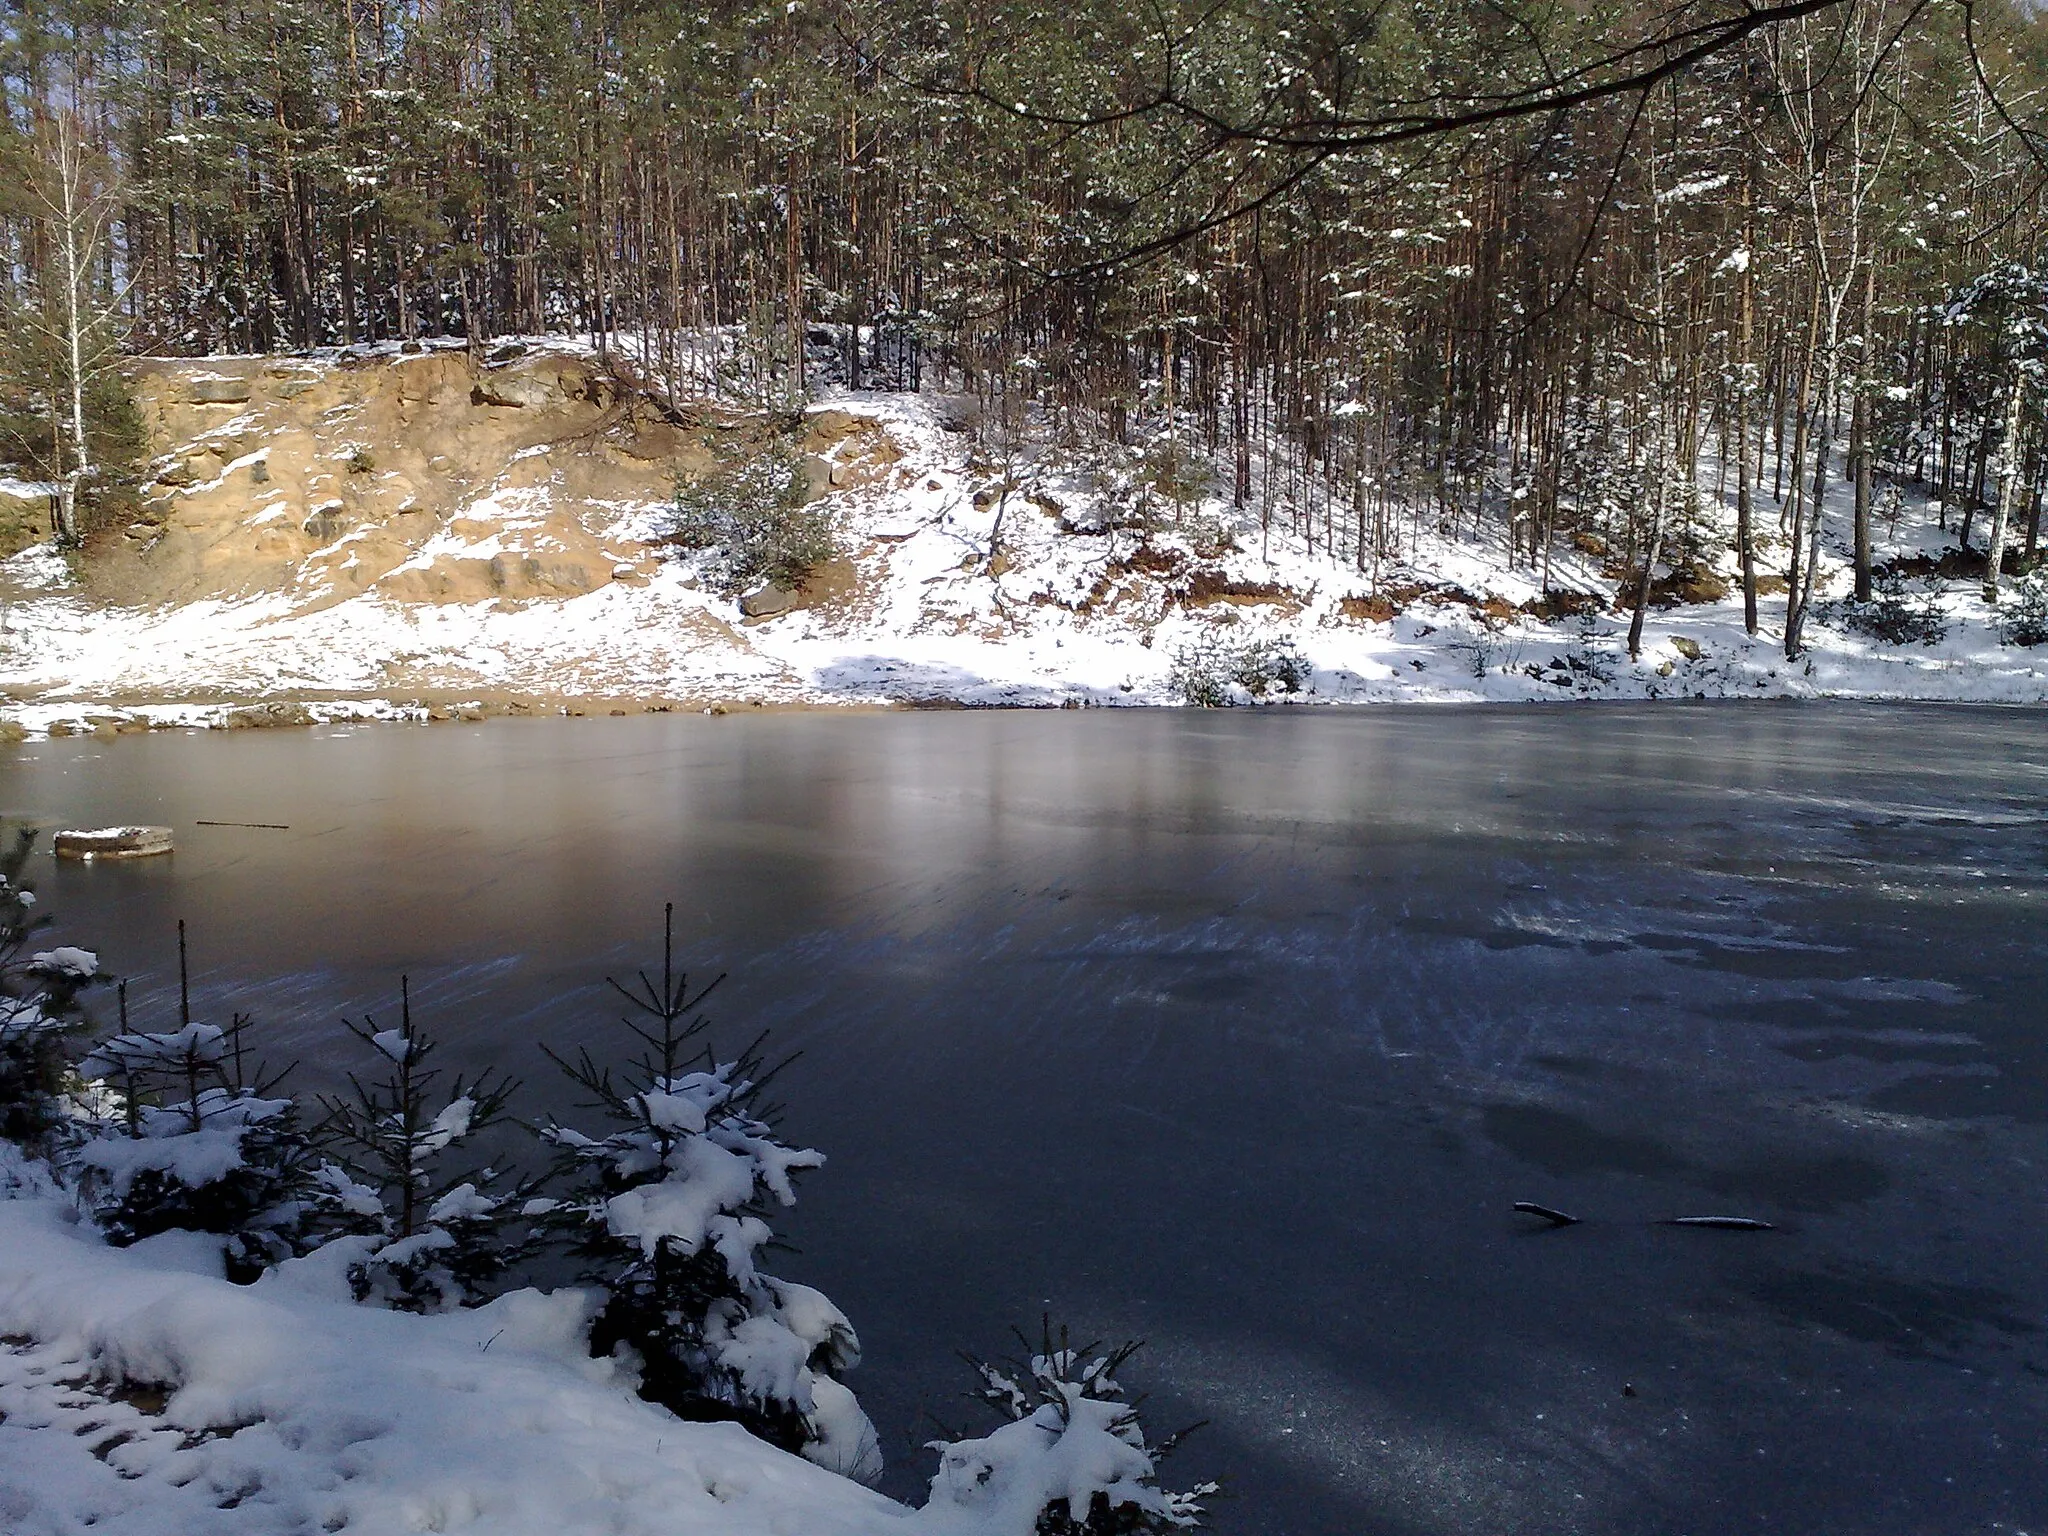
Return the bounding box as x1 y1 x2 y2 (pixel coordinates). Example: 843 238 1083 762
4 0 2048 653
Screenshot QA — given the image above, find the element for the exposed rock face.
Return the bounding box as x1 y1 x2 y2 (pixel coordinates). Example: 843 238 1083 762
0 481 51 557
187 375 253 405
104 348 899 618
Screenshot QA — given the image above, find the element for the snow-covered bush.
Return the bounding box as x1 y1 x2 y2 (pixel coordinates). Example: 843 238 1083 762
1166 630 1235 706
70 926 321 1281
1843 567 1949 646
927 1325 1216 1536
1168 631 1311 706
317 978 532 1312
1996 566 2048 646
0 828 100 1151
541 906 882 1484
74 1006 318 1280
1231 636 1311 696
666 445 835 596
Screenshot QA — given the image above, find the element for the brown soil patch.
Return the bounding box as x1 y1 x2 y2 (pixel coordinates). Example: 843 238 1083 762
0 487 51 557
1340 594 1398 623
1613 567 1732 610
1100 545 1186 582
1521 588 1608 621
1182 570 1295 607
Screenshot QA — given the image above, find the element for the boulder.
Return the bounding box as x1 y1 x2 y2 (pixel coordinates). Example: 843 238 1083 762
740 582 800 618
188 375 252 405
303 507 351 543
488 551 608 598
471 369 563 409
804 408 860 448
223 702 315 729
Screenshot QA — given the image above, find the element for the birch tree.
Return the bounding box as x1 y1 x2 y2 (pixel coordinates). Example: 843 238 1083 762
21 111 129 546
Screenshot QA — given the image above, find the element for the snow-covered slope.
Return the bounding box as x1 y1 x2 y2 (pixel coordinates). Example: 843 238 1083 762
0 341 2043 735
0 1179 1214 1536
0 1193 908 1536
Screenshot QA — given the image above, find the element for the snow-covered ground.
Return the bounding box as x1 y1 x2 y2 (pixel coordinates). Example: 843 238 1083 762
0 1189 904 1536
0 1153 1194 1536
0 352 2044 736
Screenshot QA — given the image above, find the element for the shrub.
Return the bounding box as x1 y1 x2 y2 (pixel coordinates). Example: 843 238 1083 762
541 906 881 1484
666 445 835 596
75 1022 317 1281
1166 631 1234 707
1168 631 1312 705
72 927 320 1282
927 1323 1216 1535
1232 636 1311 696
1844 567 1949 646
1996 566 2048 646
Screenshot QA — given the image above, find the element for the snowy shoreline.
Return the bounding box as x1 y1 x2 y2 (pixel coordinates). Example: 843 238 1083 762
2 361 2046 738
3 687 2045 747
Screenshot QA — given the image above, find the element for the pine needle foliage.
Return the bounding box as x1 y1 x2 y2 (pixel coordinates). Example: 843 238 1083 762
0 827 100 1151
73 925 320 1281
665 447 835 597
929 1319 1217 1535
318 978 531 1311
541 905 880 1482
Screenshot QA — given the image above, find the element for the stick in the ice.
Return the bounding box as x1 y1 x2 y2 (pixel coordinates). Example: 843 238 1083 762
1659 1215 1776 1230
1512 1201 1581 1227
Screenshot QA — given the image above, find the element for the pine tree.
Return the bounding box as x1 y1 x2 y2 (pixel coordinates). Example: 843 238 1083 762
927 1322 1217 1535
316 978 532 1313
71 923 319 1282
541 905 882 1484
0 828 100 1152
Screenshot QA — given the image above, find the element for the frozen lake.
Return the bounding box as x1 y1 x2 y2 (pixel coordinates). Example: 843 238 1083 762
5 704 2045 1534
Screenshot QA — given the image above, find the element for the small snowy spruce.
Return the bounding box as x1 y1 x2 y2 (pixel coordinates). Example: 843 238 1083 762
0 828 100 1151
1168 630 1310 706
1997 565 2048 646
72 926 319 1282
665 444 835 597
317 977 531 1312
1842 565 1949 646
541 905 882 1484
928 1324 1217 1536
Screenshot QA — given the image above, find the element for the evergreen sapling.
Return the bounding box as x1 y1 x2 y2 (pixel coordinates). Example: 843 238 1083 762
541 905 882 1484
0 827 100 1152
71 923 319 1282
1996 565 2048 646
317 977 532 1312
928 1322 1217 1535
1842 565 1949 646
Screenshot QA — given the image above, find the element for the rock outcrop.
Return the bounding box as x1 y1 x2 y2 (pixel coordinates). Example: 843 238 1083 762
99 347 900 617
